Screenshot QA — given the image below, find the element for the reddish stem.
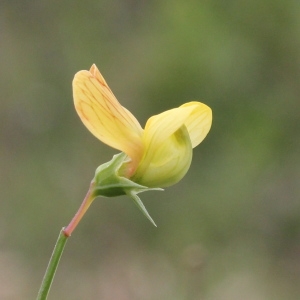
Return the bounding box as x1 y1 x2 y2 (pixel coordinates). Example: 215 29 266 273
63 182 95 237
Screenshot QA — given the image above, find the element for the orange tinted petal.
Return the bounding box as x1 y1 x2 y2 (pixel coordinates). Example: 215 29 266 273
73 64 144 163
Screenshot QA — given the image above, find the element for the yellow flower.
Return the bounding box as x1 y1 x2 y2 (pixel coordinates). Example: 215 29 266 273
73 64 212 188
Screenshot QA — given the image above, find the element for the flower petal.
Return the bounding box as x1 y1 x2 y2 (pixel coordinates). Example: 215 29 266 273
133 125 192 187
134 102 212 186
73 64 144 163
143 101 212 151
179 102 212 147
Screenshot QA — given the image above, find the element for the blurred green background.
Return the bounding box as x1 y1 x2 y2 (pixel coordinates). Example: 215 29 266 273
1 0 300 299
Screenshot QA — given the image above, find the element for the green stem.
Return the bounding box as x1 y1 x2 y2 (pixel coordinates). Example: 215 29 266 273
36 228 68 300
36 184 95 299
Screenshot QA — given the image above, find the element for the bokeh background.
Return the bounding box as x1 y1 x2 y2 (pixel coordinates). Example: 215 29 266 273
1 1 300 299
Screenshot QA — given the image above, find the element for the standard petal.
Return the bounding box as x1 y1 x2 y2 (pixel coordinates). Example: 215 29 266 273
73 64 144 163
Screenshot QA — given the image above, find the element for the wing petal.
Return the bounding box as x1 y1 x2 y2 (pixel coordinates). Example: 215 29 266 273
144 101 212 150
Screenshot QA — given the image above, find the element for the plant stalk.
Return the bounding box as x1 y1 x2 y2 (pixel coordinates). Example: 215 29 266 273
36 183 95 299
36 228 68 300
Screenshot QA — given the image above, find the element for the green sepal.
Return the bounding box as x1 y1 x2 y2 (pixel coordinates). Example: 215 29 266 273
126 189 158 227
92 152 162 226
